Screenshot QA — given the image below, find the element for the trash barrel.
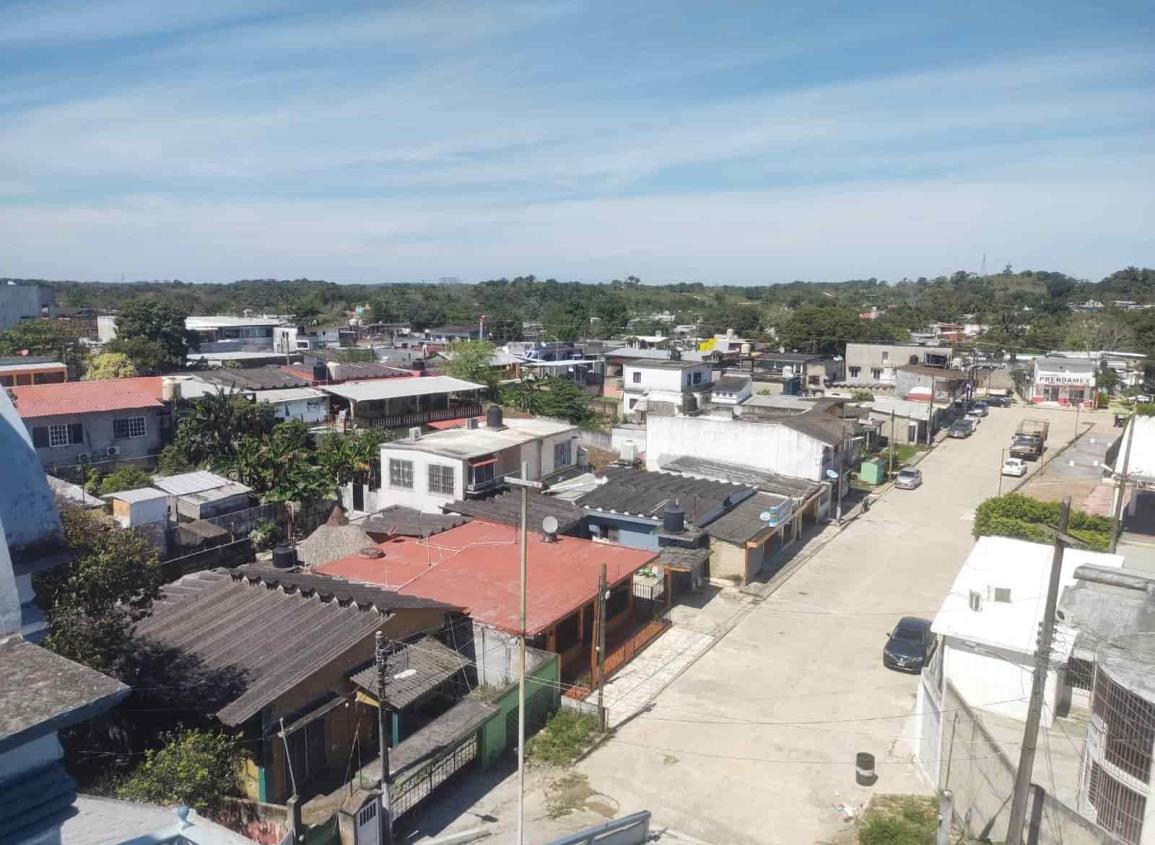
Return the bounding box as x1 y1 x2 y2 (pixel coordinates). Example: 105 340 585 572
855 752 876 786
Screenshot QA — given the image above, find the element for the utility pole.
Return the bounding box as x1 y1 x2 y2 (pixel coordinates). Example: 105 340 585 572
1109 410 1137 553
888 410 896 478
1005 497 1071 845
374 631 393 845
595 564 608 731
926 378 936 447
505 462 545 845
998 448 1006 496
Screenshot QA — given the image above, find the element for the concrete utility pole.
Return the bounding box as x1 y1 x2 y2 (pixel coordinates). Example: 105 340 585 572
1109 411 1137 553
374 631 393 845
926 378 936 447
1005 497 1070 845
998 448 1006 496
505 462 544 845
888 410 896 478
595 564 608 731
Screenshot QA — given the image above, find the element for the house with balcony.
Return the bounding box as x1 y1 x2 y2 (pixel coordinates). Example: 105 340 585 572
185 315 285 351
620 358 713 420
843 342 953 388
319 374 484 430
754 352 843 395
376 407 578 512
0 357 67 387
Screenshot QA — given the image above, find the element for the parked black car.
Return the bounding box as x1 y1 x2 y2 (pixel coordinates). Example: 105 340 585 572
985 395 1011 407
883 616 934 673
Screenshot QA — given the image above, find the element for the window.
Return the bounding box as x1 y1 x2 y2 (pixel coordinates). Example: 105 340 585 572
554 439 573 468
1092 671 1155 783
631 371 642 384
871 368 882 380
849 366 861 378
113 416 147 439
470 462 495 488
968 591 982 612
388 458 414 489
1067 657 1094 692
1088 762 1147 845
993 587 1012 603
808 375 820 385
881 351 889 361
39 423 83 449
427 464 455 495
692 371 703 385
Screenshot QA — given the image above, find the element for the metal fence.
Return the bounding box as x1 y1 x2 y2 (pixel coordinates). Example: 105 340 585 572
390 733 478 820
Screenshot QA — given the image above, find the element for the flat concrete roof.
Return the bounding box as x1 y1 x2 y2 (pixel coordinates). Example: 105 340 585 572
320 375 483 402
383 417 576 460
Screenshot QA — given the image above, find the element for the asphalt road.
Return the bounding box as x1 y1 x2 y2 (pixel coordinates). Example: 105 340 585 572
568 404 1093 845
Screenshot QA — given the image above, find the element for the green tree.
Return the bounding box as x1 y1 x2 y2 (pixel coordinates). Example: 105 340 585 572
504 376 593 424
316 430 390 487
104 336 171 375
0 319 88 374
36 506 163 675
118 730 241 811
94 465 154 495
442 340 499 392
85 351 137 380
111 300 192 372
170 391 278 466
222 420 330 502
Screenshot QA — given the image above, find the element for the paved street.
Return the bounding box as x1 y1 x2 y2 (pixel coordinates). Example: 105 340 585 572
419 404 1097 845
565 404 1093 845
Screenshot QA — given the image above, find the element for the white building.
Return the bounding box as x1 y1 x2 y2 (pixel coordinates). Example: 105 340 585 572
377 409 579 512
645 411 849 484
914 537 1124 783
1030 356 1096 408
186 315 284 351
711 375 753 406
621 358 714 420
843 342 953 387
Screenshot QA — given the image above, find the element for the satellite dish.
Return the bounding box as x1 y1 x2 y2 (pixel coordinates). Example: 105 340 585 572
542 515 559 535
759 511 773 522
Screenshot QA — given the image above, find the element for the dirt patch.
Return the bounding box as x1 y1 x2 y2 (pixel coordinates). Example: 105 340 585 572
543 772 619 820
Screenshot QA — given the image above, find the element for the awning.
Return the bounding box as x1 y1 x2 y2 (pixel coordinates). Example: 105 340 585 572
468 456 497 468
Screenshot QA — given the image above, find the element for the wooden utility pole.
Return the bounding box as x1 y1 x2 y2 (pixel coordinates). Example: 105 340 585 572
1109 411 1137 553
595 564 608 731
374 631 393 845
1005 497 1070 845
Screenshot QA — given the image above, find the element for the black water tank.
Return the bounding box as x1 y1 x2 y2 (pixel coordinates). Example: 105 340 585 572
411 358 426 372
663 502 685 533
312 362 328 382
486 404 504 429
272 545 297 570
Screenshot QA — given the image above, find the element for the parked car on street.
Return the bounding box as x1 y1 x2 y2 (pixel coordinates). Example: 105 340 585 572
1001 457 1028 477
948 419 975 438
883 616 934 673
985 395 1011 407
968 401 989 417
894 468 923 489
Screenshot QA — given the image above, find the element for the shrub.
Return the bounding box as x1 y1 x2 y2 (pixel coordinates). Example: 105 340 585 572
95 466 155 496
249 520 281 552
858 795 937 845
973 494 1111 551
119 730 240 811
851 389 875 402
526 709 601 768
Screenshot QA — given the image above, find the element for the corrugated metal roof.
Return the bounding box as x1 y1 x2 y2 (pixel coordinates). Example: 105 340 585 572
9 377 165 418
660 456 823 500
578 466 753 526
152 470 235 496
320 376 483 402
359 506 468 538
443 490 582 534
104 487 167 504
255 387 328 404
349 637 469 709
201 367 311 391
706 492 791 545
135 568 451 726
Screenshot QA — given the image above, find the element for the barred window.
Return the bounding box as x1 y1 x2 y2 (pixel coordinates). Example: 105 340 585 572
1088 762 1146 845
427 465 455 495
553 439 573 468
48 423 83 448
113 416 147 439
389 459 414 489
1092 671 1155 783
1067 657 1094 692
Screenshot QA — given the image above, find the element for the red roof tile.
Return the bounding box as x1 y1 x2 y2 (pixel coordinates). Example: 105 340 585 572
317 520 656 635
10 377 165 418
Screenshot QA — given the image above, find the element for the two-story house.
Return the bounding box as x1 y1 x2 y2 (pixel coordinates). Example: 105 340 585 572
377 407 579 512
844 342 953 387
621 358 713 420
9 377 169 473
755 352 843 395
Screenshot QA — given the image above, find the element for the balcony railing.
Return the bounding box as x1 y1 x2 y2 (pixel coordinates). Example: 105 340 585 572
354 404 482 430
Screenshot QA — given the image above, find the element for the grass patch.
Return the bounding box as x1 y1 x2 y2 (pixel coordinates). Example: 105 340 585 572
891 444 926 466
857 795 938 845
526 709 603 768
545 772 597 819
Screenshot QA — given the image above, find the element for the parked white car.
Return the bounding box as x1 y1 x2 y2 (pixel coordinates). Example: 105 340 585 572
1001 458 1028 477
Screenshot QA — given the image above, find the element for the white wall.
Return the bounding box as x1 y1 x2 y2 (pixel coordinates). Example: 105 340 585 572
943 638 1062 727
270 397 329 424
623 363 711 393
645 415 829 481
378 446 465 513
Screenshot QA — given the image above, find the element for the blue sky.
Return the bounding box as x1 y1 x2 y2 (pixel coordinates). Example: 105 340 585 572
1 0 1153 284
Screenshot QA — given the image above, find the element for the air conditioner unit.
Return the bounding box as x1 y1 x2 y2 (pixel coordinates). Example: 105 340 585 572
106 446 121 457
408 427 422 440
76 453 91 464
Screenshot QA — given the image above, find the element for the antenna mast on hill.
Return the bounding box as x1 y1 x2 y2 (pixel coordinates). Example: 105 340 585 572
980 253 987 276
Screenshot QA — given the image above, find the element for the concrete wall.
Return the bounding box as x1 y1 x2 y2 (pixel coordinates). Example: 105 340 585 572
622 362 711 393
585 514 660 551
645 415 829 481
477 652 560 768
26 407 167 470
269 397 329 424
0 283 49 330
611 426 647 459
943 638 1063 728
939 681 1118 845
377 447 465 513
844 344 951 385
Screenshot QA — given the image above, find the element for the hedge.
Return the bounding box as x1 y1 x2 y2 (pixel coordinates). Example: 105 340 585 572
973 494 1111 551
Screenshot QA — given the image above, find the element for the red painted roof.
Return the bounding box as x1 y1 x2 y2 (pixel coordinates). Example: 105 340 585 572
10 377 165 418
426 417 472 430
317 520 657 635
